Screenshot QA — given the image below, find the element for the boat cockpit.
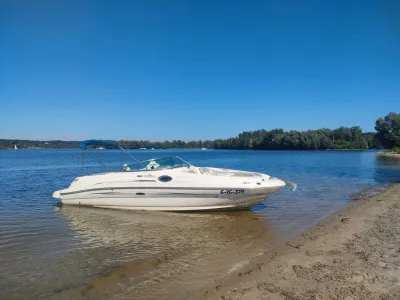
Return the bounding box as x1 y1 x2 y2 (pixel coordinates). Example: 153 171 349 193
123 156 190 171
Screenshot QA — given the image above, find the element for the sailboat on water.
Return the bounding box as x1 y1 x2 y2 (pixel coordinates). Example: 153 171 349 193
14 145 18 150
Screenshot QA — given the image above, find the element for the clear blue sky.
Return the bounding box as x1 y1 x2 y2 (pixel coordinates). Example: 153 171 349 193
0 0 399 141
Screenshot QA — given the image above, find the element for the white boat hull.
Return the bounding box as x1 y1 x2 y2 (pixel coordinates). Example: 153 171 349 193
55 187 280 211
53 165 287 212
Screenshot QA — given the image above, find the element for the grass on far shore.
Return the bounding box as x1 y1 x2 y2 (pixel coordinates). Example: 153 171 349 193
378 147 400 156
386 147 400 154
377 147 400 158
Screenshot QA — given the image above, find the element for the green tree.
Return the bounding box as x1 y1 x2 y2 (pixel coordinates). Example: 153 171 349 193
363 132 382 149
375 112 400 149
247 138 253 149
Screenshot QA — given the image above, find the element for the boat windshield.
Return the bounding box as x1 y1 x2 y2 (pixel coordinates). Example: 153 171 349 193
124 156 189 171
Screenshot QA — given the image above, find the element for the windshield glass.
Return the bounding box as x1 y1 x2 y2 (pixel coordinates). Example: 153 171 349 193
124 156 189 171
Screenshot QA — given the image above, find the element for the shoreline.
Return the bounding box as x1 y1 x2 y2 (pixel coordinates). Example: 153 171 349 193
1 148 376 151
192 183 400 300
377 152 400 158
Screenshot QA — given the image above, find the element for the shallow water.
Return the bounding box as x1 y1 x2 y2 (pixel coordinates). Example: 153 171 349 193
0 149 399 299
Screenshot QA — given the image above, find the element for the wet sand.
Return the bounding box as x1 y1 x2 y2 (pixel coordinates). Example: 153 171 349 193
193 184 400 300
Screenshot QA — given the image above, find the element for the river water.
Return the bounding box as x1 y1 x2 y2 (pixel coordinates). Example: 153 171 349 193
1 149 399 299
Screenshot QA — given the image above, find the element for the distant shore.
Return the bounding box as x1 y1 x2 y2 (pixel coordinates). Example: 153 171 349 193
325 148 369 151
377 152 400 158
1 146 382 151
193 184 400 300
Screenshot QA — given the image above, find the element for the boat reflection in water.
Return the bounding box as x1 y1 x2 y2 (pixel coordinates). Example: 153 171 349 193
56 206 278 300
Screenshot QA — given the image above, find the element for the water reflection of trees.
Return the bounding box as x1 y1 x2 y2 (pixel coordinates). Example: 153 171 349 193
375 156 400 183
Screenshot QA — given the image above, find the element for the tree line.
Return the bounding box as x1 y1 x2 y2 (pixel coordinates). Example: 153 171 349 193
1 112 398 151
119 128 379 150
0 128 381 150
214 127 382 150
375 112 400 153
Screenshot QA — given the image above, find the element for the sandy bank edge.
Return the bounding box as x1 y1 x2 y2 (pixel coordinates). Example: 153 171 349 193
377 152 400 158
192 184 400 300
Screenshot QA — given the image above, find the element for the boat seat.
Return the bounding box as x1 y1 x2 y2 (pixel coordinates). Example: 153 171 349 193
198 167 216 175
199 167 261 177
199 167 234 176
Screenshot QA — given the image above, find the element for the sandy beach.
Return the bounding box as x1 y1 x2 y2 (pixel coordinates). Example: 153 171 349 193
193 184 400 300
377 152 400 158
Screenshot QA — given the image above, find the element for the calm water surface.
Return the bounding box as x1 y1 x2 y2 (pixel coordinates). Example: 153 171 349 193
1 149 399 299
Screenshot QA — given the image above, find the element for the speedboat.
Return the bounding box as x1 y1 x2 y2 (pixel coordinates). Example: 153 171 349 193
53 140 296 211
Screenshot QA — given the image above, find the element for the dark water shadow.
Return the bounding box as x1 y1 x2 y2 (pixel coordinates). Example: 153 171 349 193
375 155 400 183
